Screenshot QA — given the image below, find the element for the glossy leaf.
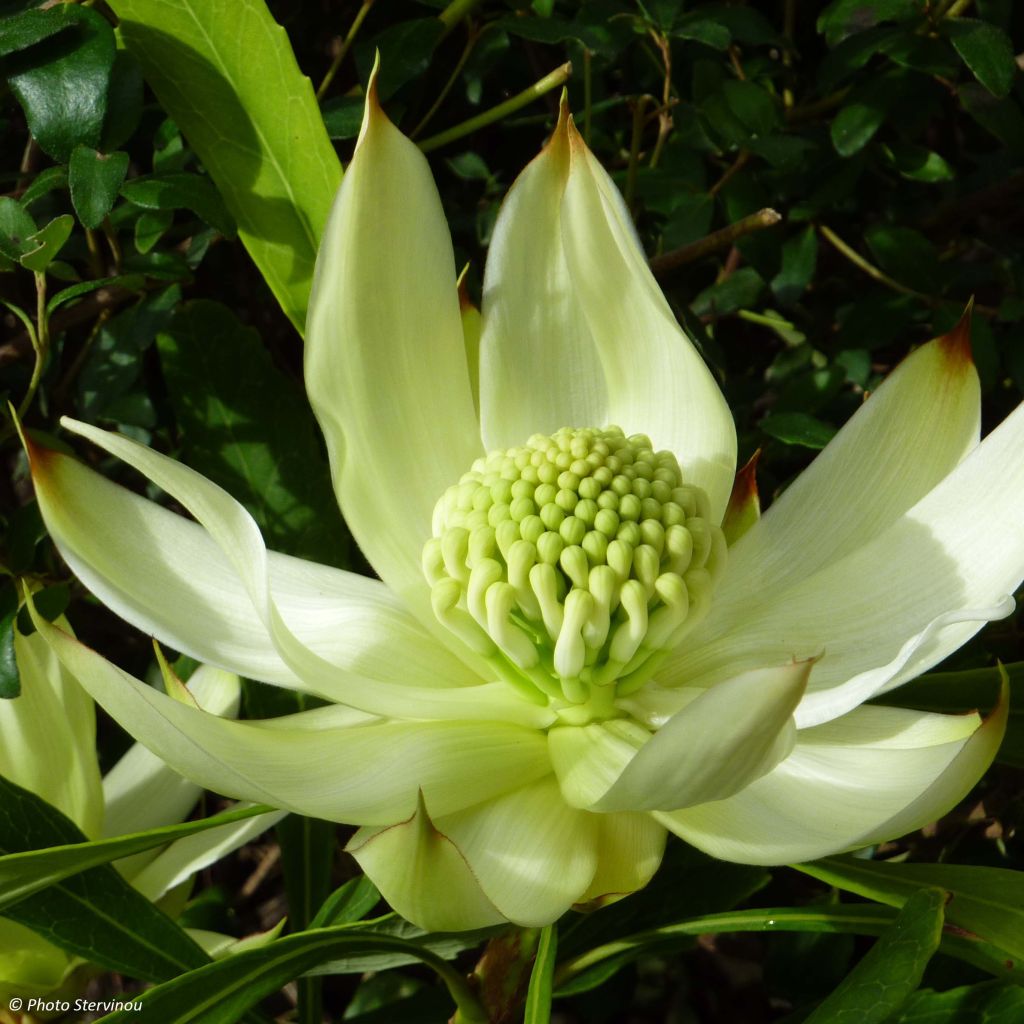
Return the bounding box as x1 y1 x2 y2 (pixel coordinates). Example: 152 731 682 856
105 0 342 333
891 982 1024 1024
6 6 116 162
803 887 945 1024
0 775 210 981
93 922 486 1024
793 857 1024 965
68 145 130 229
0 4 78 57
0 783 273 912
120 172 234 237
310 875 381 929
945 19 1016 98
18 214 73 271
760 411 837 449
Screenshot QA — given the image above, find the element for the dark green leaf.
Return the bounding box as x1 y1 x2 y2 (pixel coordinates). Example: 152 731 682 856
46 273 144 316
831 73 899 156
524 924 557 1024
722 79 782 137
891 982 1024 1024
662 193 714 248
0 775 210 982
0 5 77 57
944 18 1016 98
321 95 364 140
157 300 348 566
357 18 444 101
15 582 68 635
772 226 818 305
817 0 922 47
687 4 784 46
68 145 129 229
0 584 19 698
818 26 901 89
134 207 174 253
0 798 273 913
864 224 941 293
691 267 766 317
6 6 116 162
120 172 235 238
100 48 144 151
311 875 381 929
95 921 482 1024
18 164 67 206
761 411 837 449
958 84 1024 159
674 16 730 50
794 857 1024 965
803 888 945 1024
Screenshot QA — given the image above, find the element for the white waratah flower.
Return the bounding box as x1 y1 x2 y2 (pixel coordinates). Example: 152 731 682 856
0 624 280 1008
26 80 1023 933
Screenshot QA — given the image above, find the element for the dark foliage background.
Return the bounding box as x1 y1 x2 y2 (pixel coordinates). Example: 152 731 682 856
1 1 1023 1022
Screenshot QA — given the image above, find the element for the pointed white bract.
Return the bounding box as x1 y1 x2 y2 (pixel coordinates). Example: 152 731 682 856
0 625 281 1002
25 72 1023 934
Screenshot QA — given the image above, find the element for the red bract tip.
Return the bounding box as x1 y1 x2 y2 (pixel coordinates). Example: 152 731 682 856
937 300 974 369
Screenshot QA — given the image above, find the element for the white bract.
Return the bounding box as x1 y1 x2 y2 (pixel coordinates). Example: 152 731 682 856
0 624 281 1007
27 74 1023 932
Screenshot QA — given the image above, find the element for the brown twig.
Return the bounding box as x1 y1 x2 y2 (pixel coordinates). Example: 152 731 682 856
650 208 782 277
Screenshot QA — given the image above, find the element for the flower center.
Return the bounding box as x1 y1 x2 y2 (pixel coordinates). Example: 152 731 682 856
424 427 725 722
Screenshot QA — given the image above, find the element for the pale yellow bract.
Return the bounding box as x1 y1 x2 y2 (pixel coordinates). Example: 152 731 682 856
27 66 1024 932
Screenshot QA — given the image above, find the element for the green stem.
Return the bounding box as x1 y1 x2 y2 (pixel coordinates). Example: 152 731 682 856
412 24 482 139
316 0 375 101
818 224 998 317
438 0 484 37
419 62 572 154
583 47 593 144
738 308 797 331
624 96 650 211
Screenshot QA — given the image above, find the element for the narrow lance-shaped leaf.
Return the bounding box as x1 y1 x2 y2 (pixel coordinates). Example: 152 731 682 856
104 0 342 333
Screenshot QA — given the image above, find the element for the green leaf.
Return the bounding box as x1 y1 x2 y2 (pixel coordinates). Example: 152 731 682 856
6 6 116 162
793 857 1024 966
831 72 899 156
761 411 837 449
18 164 68 207
772 226 818 305
674 15 730 49
0 195 37 260
357 18 444 101
864 224 941 293
321 95 364 140
804 888 945 1024
691 267 766 317
46 273 144 316
0 584 19 698
134 207 174 253
0 775 211 982
944 18 1016 98
18 213 73 271
100 48 145 151
0 5 78 57
120 172 234 237
105 0 342 334
722 80 783 137
817 0 922 47
524 924 557 1024
94 921 485 1024
68 145 130 229
891 982 1024 1023
157 300 349 566
958 84 1024 159
0 792 273 913
310 875 381 929
882 142 955 183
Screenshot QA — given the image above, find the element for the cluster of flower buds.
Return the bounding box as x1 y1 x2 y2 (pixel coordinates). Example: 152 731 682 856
424 427 725 713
